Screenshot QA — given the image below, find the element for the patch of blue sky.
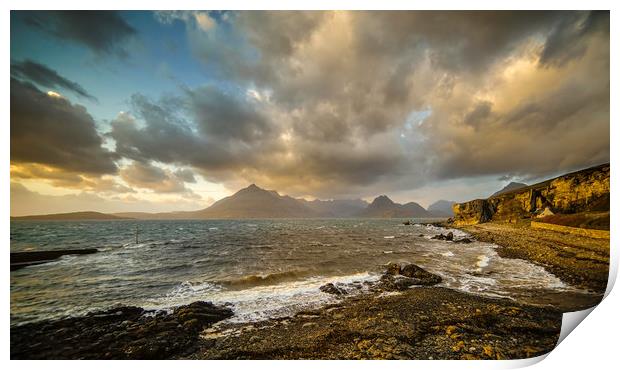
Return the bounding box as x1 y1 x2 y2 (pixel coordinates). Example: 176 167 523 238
398 108 432 143
11 11 222 131
405 108 432 128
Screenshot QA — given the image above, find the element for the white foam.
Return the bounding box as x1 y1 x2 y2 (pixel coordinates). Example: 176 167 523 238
476 255 490 269
145 272 380 323
383 236 395 239
124 242 149 250
424 224 469 238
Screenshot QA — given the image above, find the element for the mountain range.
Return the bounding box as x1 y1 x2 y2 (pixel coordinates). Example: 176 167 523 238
12 184 456 220
357 195 430 218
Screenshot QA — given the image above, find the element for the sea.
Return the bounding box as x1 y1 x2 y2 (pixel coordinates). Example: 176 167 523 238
10 219 589 326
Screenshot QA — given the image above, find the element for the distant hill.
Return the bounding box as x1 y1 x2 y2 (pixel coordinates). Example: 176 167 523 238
491 182 528 197
427 200 456 217
15 185 431 220
303 198 369 217
112 211 195 220
357 195 431 218
191 184 321 219
115 197 369 220
11 211 132 221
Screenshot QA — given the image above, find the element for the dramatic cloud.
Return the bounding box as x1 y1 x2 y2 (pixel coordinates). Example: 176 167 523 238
24 11 136 57
539 10 609 67
11 11 610 206
174 168 197 183
11 59 97 101
130 10 608 197
119 161 193 194
10 78 118 175
108 86 413 198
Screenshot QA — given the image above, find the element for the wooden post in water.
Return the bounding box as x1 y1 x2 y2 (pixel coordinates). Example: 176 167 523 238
135 225 139 244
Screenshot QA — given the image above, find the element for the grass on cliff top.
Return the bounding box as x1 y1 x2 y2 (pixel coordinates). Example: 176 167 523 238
538 212 609 231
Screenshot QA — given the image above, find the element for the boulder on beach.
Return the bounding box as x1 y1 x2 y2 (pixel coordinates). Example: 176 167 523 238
382 275 423 291
400 264 443 285
453 237 473 244
319 283 347 295
174 301 234 329
378 263 442 291
385 262 401 275
431 231 454 241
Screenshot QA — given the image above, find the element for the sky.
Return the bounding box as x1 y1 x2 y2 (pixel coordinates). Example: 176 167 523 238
9 10 610 216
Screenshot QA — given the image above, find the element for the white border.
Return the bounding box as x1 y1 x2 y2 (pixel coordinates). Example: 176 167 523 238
3 2 617 369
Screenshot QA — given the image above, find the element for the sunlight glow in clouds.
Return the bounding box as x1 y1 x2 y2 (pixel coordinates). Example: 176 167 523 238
9 11 609 215
46 90 62 98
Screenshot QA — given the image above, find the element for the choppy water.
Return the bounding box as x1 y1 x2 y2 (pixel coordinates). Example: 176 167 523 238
10 219 582 326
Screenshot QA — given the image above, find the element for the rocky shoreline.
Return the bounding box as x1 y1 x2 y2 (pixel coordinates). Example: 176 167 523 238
190 286 562 360
10 262 445 359
11 222 608 360
10 301 233 359
12 261 569 360
454 221 609 294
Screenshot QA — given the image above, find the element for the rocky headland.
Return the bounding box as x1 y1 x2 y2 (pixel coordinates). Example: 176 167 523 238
448 163 610 295
452 163 609 226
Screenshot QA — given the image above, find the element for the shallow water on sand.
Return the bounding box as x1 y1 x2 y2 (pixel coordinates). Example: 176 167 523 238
10 219 589 325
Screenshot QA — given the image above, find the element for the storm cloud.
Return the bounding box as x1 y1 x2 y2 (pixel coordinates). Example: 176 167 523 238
11 59 97 101
11 11 610 206
118 10 609 197
120 161 191 194
24 11 136 57
10 78 117 175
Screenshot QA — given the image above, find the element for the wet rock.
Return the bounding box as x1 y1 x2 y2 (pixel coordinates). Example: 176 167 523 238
375 263 443 291
385 262 401 275
10 301 233 360
319 283 347 295
382 274 442 290
432 232 458 242
399 264 442 285
403 220 411 225
454 237 473 244
393 276 420 290
377 274 423 291
11 249 98 271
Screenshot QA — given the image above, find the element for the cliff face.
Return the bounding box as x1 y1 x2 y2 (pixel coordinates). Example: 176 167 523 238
452 163 610 226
